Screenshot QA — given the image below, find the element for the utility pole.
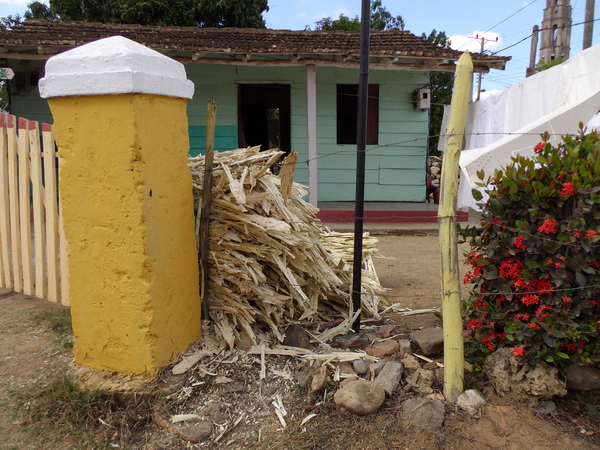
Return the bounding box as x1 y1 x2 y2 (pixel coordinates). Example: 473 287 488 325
527 25 540 77
351 0 370 333
583 0 595 50
469 34 498 101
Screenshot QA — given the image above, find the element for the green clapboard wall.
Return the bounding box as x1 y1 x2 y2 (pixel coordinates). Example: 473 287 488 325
10 60 431 202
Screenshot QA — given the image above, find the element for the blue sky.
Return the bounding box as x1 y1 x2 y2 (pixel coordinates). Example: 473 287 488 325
0 0 597 93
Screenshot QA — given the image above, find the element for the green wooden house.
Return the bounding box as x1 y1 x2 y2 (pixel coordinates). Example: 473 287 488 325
0 20 508 205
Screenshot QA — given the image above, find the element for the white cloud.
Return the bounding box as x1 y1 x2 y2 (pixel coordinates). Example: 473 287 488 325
449 31 503 54
332 8 352 18
312 8 352 22
297 11 308 19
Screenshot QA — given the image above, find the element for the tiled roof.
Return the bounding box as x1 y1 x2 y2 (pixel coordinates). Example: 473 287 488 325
0 20 510 71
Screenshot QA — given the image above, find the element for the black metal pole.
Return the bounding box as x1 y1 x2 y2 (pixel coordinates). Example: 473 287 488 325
351 0 370 333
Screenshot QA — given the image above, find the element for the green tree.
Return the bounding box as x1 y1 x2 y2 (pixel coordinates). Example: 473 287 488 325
0 14 23 32
312 0 404 31
25 2 59 19
535 57 564 73
17 0 269 27
423 29 454 156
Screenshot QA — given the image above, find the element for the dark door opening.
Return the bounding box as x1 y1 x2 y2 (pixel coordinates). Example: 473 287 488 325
238 84 291 156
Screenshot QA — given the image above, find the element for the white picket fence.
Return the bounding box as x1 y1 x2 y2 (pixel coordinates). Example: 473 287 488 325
0 114 69 305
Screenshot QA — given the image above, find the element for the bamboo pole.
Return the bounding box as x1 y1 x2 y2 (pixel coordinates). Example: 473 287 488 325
0 115 11 289
29 121 46 299
439 51 473 404
200 98 217 322
42 123 60 303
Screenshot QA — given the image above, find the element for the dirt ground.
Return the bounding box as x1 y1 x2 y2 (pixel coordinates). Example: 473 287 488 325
0 234 599 449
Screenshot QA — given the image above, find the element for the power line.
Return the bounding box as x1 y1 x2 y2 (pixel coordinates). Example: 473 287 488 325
492 17 600 55
453 0 539 52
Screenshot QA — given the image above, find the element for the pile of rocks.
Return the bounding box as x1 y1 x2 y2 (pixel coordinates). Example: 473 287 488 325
294 325 480 431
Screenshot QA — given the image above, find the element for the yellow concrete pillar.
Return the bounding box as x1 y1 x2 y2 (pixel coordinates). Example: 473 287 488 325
39 36 201 376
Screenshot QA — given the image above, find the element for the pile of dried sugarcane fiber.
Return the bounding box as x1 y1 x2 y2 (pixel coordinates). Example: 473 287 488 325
188 147 388 349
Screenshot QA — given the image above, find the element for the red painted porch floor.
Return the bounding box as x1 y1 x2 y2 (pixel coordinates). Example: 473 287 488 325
316 202 475 233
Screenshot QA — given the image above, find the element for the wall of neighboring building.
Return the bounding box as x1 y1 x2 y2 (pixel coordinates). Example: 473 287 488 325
7 59 430 202
7 60 52 124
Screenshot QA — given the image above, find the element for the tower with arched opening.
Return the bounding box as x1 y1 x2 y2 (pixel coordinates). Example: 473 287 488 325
539 0 572 62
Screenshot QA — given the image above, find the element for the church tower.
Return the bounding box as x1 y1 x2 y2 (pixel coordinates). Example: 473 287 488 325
539 0 572 62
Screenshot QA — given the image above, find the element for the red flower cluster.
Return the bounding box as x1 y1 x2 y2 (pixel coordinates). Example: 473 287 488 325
564 341 585 352
514 313 530 321
466 318 482 329
513 235 527 250
482 336 495 351
513 346 525 356
521 293 540 306
535 304 554 320
499 258 523 281
587 230 598 238
538 218 558 234
559 182 576 196
534 142 545 153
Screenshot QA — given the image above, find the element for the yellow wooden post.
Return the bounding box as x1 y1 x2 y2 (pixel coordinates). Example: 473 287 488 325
439 51 473 404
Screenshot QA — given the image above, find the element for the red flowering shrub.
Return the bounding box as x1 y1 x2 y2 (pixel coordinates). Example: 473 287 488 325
459 127 600 366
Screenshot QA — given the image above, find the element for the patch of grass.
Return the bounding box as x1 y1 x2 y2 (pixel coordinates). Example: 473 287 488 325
11 377 154 450
29 309 74 349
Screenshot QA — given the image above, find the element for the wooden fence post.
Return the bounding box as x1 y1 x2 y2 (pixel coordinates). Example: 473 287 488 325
200 98 216 322
0 115 10 289
29 121 47 299
439 51 473 404
42 123 61 303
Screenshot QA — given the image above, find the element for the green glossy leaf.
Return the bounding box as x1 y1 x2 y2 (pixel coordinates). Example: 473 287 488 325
471 189 483 201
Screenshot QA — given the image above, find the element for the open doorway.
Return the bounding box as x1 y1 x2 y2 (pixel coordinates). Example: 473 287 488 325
238 84 291 157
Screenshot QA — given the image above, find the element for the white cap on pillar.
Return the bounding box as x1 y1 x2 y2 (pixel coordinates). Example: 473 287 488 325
39 36 194 99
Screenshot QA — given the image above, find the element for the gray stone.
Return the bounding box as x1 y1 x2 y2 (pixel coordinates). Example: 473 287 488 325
282 324 311 350
525 366 567 398
487 348 567 399
535 400 557 415
410 328 444 356
373 361 386 375
405 368 434 395
456 389 485 415
334 333 369 349
374 361 404 397
311 366 328 391
376 325 400 338
353 358 369 375
401 398 445 430
334 379 386 415
398 339 412 358
202 402 229 423
365 340 400 358
562 363 600 391
175 420 213 443
296 368 312 387
401 354 421 372
338 362 356 377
